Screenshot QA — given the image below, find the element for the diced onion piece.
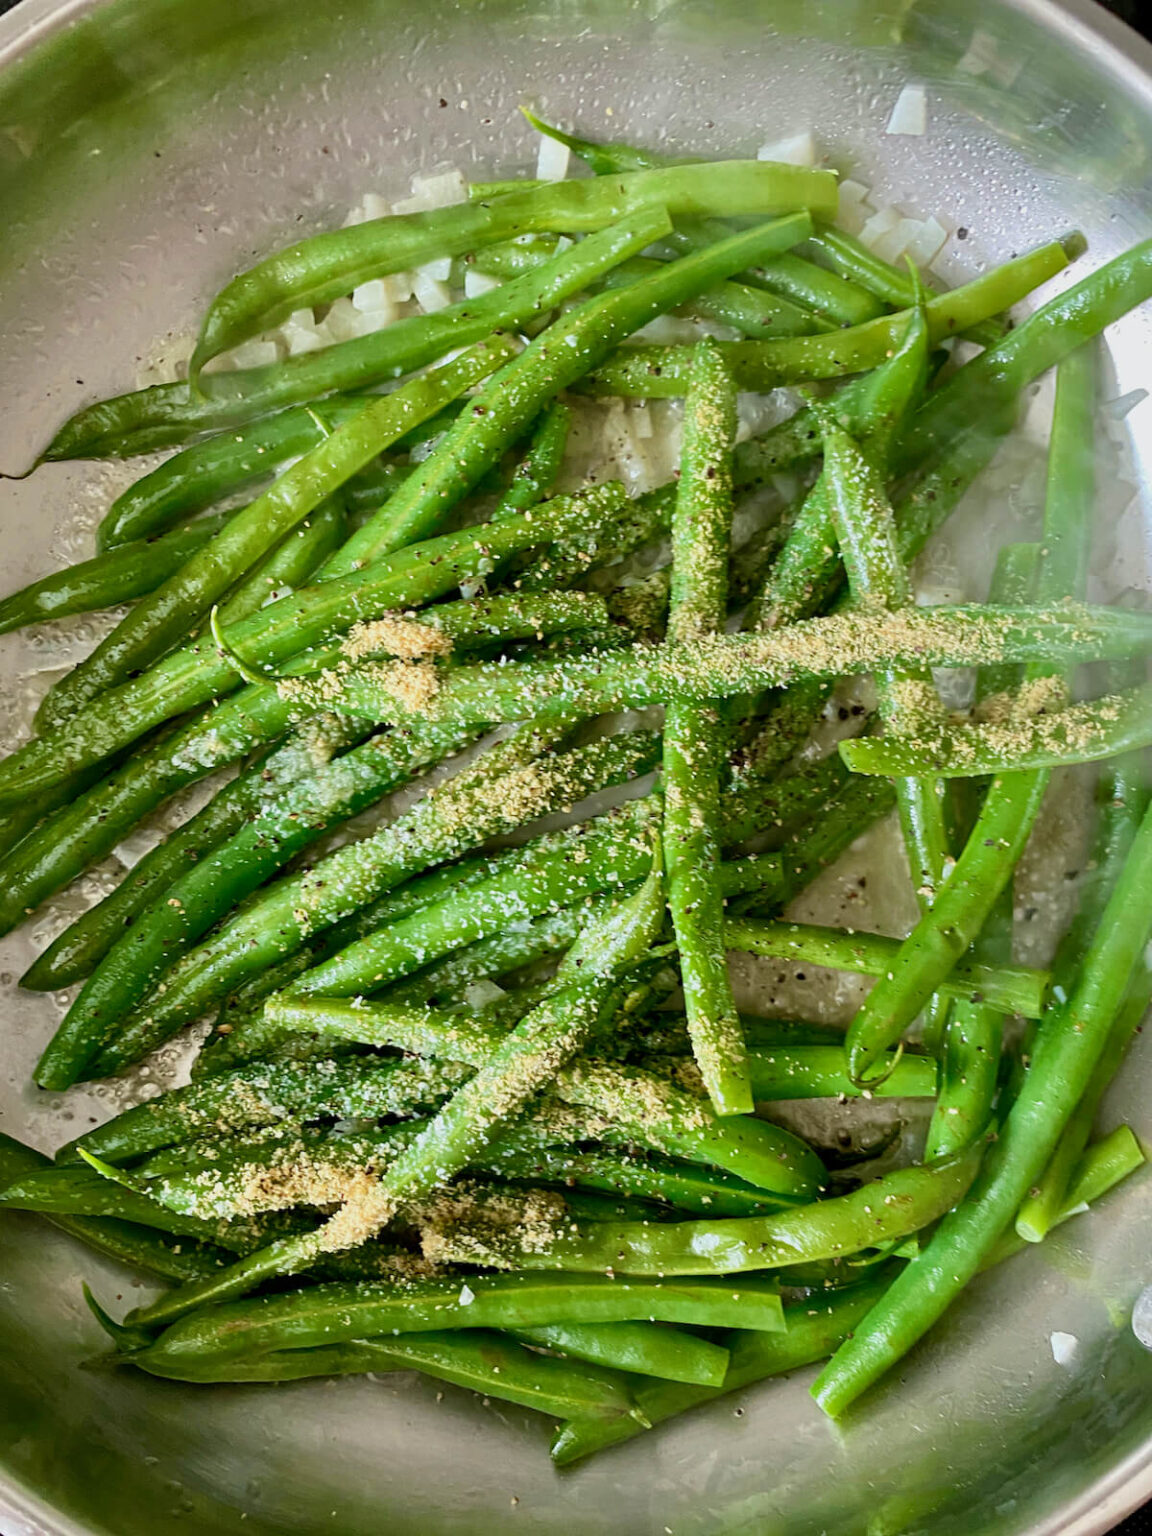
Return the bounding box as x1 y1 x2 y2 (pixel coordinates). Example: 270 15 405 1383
1049 1332 1079 1367
352 278 391 313
464 268 504 298
410 167 468 208
417 255 453 283
321 297 361 343
412 271 453 312
858 205 902 252
229 338 282 368
284 325 324 356
757 130 817 167
536 133 571 182
383 271 415 305
837 178 873 235
885 84 928 136
463 979 507 1009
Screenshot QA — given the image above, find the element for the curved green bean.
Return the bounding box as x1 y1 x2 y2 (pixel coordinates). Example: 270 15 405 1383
190 163 836 375
0 512 229 634
723 918 1048 1018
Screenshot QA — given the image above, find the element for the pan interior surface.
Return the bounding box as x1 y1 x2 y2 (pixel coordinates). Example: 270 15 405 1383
0 0 1151 1532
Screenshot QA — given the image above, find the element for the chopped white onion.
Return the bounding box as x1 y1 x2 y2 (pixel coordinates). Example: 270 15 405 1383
756 130 817 167
463 979 507 1009
536 134 571 182
412 271 453 313
417 255 453 283
858 205 902 251
885 83 928 137
352 278 391 313
901 214 948 267
1049 1331 1079 1367
320 296 361 343
464 267 503 298
229 338 282 369
837 178 873 235
410 167 468 208
283 325 324 356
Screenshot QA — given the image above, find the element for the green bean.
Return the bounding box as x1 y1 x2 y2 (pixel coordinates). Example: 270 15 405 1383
812 791 1152 1417
798 226 1004 347
245 999 826 1202
723 919 1048 1017
274 797 662 1002
82 730 661 1081
36 341 512 730
156 865 665 1306
50 217 672 461
1016 964 1152 1244
661 339 748 1116
1049 743 1150 993
844 346 1097 1082
320 602 1152 734
478 1142 786 1219
550 1274 892 1465
95 400 379 548
555 1126 1147 1463
42 721 475 1087
210 495 349 628
60 1052 471 1167
0 487 612 813
742 1045 937 1101
582 238 1075 397
923 998 1003 1160
986 1124 1146 1269
660 223 884 329
514 481 674 595
492 402 571 520
135 1327 646 1421
841 683 1152 777
513 1321 729 1388
0 513 230 634
428 1147 979 1276
518 117 886 329
133 1270 788 1372
22 716 371 991
0 1132 230 1282
189 163 836 374
0 652 351 943
326 216 813 574
895 239 1151 473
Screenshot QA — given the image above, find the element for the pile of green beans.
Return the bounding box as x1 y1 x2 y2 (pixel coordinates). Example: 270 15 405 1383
1 113 1149 1464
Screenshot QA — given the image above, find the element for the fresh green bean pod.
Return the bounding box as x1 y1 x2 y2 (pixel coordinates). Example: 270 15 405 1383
189 163 837 374
80 730 661 1082
0 1132 231 1282
133 1270 788 1372
319 602 1152 734
896 238 1151 473
36 341 512 730
582 239 1075 397
132 1327 646 1423
840 684 1152 777
0 487 613 813
96 400 378 548
512 1321 730 1388
844 344 1098 1082
59 1052 472 1166
491 402 571 520
427 1148 979 1275
550 1274 892 1465
662 338 749 1116
43 719 473 1086
813 793 1152 1417
0 512 230 634
724 918 1048 1018
326 215 813 573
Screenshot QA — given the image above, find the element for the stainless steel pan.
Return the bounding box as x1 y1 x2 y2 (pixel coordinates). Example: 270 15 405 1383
1 0 1151 1530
